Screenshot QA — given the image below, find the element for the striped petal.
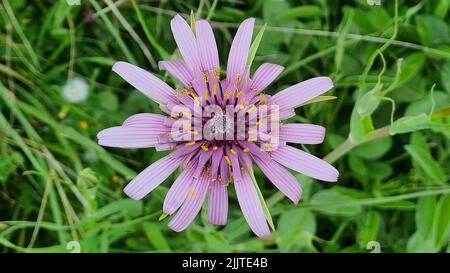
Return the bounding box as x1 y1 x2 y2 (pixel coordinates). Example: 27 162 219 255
208 180 228 225
196 20 219 72
253 156 302 203
123 155 184 200
97 126 166 148
271 77 333 110
234 172 271 237
168 174 210 232
112 61 177 105
280 124 325 144
170 14 201 73
163 163 197 215
122 113 166 127
250 63 284 92
159 60 193 87
271 145 339 182
226 18 255 83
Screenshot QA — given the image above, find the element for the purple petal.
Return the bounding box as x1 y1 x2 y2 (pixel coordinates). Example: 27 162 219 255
250 63 284 92
196 20 220 72
279 108 295 120
253 156 302 204
159 60 193 87
271 145 339 182
97 126 166 148
170 14 201 73
226 18 255 83
112 62 177 105
234 172 271 237
123 155 184 200
122 113 166 127
210 146 224 180
280 124 325 144
163 163 197 215
168 174 210 232
208 180 228 225
271 77 333 109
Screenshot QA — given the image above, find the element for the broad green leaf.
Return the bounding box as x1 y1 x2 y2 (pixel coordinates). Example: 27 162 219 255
277 208 316 252
310 189 363 217
434 196 450 248
356 211 381 246
354 137 392 160
143 223 172 252
416 196 437 239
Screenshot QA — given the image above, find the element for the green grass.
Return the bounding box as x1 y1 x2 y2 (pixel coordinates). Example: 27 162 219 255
0 0 449 253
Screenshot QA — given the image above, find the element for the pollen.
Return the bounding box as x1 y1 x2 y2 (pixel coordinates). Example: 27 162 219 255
185 141 196 146
204 89 209 101
230 148 237 155
224 155 231 165
201 145 209 151
247 138 257 142
246 104 256 113
213 146 218 151
243 148 250 153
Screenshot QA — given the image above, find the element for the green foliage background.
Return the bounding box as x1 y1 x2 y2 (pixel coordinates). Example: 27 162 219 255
0 0 449 253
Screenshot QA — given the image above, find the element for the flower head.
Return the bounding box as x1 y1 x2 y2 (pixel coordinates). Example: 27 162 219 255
62 76 89 104
97 15 338 237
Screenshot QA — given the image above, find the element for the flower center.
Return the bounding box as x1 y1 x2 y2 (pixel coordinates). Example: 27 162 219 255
207 112 232 134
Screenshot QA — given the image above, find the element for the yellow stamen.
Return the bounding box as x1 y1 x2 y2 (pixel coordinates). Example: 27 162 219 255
214 68 220 80
213 146 218 151
185 141 196 146
237 75 242 83
201 145 209 151
213 83 218 95
259 97 268 104
247 130 254 134
181 111 192 117
230 148 237 155
243 148 250 153
247 138 257 142
246 104 256 113
225 91 231 100
187 130 198 135
236 90 242 98
224 156 231 166
202 72 209 82
256 121 262 125
204 89 209 101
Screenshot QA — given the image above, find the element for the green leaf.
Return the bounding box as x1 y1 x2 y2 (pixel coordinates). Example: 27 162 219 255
354 136 392 160
277 208 316 252
396 53 426 88
416 196 437 239
310 189 363 217
143 223 172 252
275 6 322 20
247 23 266 67
356 211 381 246
390 114 431 134
434 196 450 248
404 144 446 184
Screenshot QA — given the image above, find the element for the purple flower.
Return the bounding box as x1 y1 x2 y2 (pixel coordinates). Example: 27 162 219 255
97 15 338 237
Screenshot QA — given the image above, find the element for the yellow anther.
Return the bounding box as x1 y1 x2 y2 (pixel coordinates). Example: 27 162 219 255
213 146 218 151
213 83 218 95
202 72 209 82
246 104 256 113
185 141 196 146
201 145 209 151
259 97 268 104
247 130 254 134
236 90 242 98
181 111 192 117
247 138 257 142
187 130 198 135
225 92 231 100
224 156 231 165
204 89 209 101
256 121 262 125
243 148 250 153
230 148 237 155
214 68 221 80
